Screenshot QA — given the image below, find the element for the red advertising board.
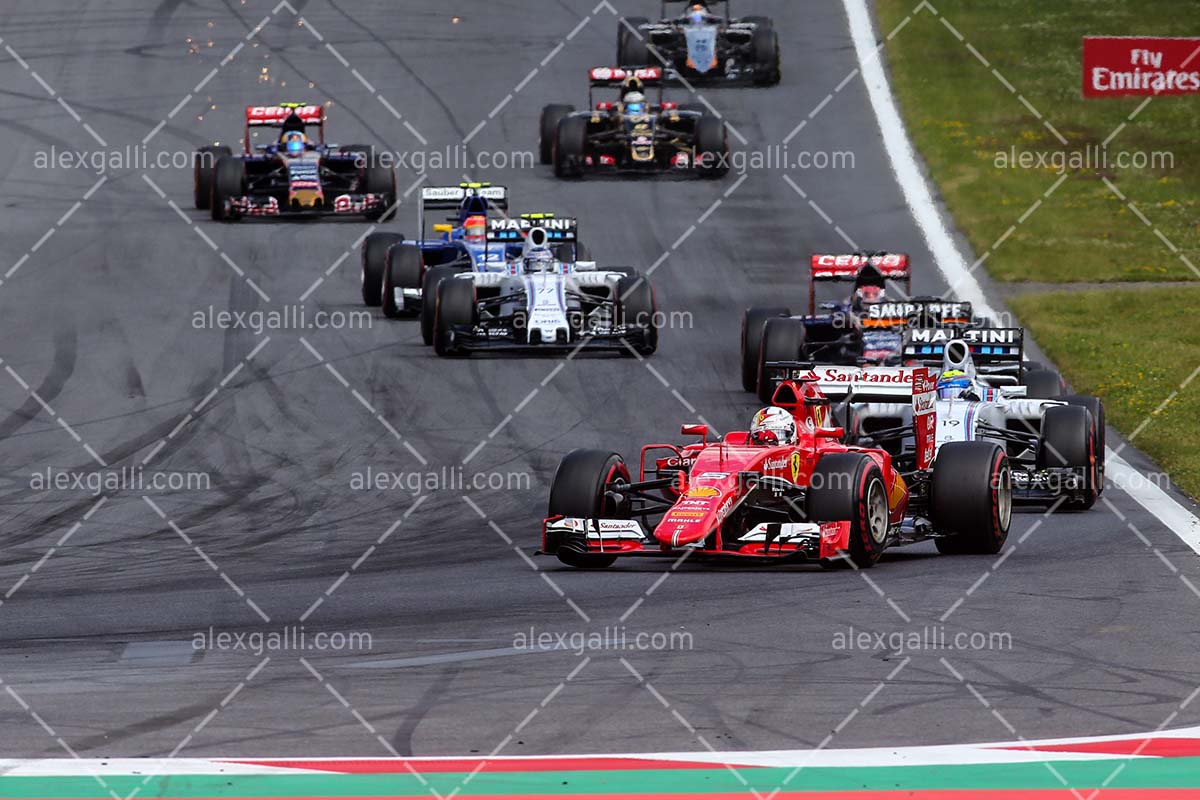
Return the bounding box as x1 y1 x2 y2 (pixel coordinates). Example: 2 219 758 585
1083 36 1200 98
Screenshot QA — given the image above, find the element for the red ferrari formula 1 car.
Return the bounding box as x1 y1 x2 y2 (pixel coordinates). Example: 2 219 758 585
541 368 1012 569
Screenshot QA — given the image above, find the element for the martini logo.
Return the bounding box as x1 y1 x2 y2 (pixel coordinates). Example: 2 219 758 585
489 217 575 232
910 328 1018 345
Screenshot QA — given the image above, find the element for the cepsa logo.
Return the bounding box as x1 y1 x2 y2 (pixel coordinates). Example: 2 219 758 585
1083 37 1200 98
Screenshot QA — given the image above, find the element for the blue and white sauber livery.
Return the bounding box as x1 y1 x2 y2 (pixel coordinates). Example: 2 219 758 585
429 217 659 358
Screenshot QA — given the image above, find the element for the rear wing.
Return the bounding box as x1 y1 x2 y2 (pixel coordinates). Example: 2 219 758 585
903 327 1024 384
809 253 912 313
417 182 508 240
244 103 325 153
858 300 973 329
486 214 578 244
588 67 664 106
660 0 730 19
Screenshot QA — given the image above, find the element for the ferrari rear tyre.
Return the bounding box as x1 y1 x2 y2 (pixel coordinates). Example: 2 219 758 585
539 104 574 165
548 449 630 568
194 145 231 209
361 232 404 307
432 276 477 357
757 317 806 404
741 306 792 393
932 442 1011 554
807 453 889 569
381 243 422 319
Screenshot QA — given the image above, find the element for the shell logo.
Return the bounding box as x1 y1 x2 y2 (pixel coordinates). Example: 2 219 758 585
685 486 720 498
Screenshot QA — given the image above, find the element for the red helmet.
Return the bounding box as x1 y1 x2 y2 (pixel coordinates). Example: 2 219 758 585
463 214 486 243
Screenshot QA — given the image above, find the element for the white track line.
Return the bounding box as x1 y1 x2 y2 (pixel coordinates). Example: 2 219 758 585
840 0 1200 550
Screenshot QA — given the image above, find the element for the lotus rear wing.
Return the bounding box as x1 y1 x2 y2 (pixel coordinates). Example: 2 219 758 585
417 182 508 240
808 253 911 314
588 67 664 105
903 327 1025 386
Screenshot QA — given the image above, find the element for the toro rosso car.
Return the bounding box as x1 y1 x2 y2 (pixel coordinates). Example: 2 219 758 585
193 103 396 221
430 217 658 357
617 1 780 85
540 67 729 178
360 182 513 341
743 252 979 401
541 367 1012 569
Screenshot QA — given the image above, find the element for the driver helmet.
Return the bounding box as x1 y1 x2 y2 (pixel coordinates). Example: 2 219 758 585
463 214 486 244
623 91 647 115
936 369 973 400
853 284 885 307
750 407 797 447
523 247 556 273
687 3 708 24
282 130 307 157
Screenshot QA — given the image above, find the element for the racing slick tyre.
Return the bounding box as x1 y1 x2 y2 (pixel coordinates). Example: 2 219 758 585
932 442 1012 555
554 115 588 179
433 276 477 357
807 453 889 569
695 115 730 178
1024 367 1063 398
363 164 397 221
420 265 462 345
361 232 404 307
741 306 792 393
210 156 246 222
1037 404 1098 510
1061 393 1106 495
751 23 782 85
539 104 575 165
680 103 707 115
616 17 652 66
193 145 231 210
757 317 806 404
381 243 423 319
548 449 630 568
617 275 658 356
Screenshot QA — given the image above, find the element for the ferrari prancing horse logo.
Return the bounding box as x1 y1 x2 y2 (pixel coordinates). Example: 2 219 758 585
790 453 802 483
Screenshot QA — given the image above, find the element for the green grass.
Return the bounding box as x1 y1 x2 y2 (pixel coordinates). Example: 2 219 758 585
877 0 1200 283
875 0 1200 499
1011 288 1200 498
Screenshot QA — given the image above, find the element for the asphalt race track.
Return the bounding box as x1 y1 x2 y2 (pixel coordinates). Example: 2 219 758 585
1 0 1198 759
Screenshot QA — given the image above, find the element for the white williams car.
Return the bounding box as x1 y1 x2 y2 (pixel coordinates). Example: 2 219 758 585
429 216 658 358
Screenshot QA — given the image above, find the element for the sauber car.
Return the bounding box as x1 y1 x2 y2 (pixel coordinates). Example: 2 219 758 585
194 103 396 221
541 368 1012 569
540 67 729 178
743 252 978 400
617 1 780 85
430 217 657 357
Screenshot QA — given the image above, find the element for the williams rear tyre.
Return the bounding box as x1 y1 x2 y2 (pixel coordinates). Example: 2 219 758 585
932 442 1011 555
1038 404 1098 510
1061 393 1106 498
361 232 404 307
1025 368 1063 398
539 104 575 165
420 265 461 346
757 317 806 404
554 115 588 179
432 276 477 357
193 145 231 210
695 115 729 178
806 453 890 569
381 243 423 319
741 306 792 393
548 449 630 568
617 274 658 356
210 156 245 222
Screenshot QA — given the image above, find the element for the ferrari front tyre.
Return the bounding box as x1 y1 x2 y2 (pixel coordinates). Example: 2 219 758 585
432 276 477 357
695 115 729 178
741 306 792 393
539 104 575 165
193 145 231 209
1024 368 1063 398
420 265 461 345
548 449 630 568
806 453 889 569
756 317 806 404
751 24 781 85
554 115 588 179
616 17 652 66
361 232 404 307
616 274 658 356
1038 404 1098 510
381 243 423 319
932 442 1011 555
210 156 246 222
